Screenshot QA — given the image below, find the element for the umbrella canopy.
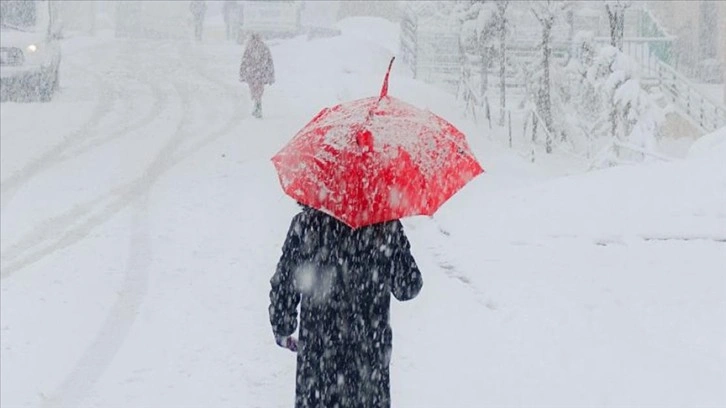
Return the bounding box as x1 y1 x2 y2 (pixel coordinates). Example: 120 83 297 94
272 58 484 228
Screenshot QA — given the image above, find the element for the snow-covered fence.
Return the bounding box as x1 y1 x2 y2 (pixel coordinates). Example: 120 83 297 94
655 60 726 133
458 51 536 101
399 14 417 75
591 36 676 84
456 63 491 127
527 106 556 157
399 12 462 93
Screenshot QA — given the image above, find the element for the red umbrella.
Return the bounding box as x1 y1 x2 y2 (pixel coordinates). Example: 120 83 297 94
272 57 484 229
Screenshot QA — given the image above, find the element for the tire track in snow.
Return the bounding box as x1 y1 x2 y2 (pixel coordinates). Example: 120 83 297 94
35 78 193 406
33 45 253 405
56 40 170 162
0 80 187 279
0 44 171 210
1 134 219 280
1 43 173 274
39 194 153 408
0 40 242 279
57 79 167 163
0 84 171 279
0 61 121 209
37 45 252 404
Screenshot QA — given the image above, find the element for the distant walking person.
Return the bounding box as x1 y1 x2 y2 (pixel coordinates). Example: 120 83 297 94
223 0 239 41
190 0 207 41
239 34 275 118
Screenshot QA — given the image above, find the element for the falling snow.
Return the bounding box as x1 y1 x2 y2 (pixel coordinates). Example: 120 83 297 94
1 1 724 408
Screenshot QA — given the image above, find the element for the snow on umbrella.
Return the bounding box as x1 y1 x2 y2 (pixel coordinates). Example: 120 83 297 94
272 57 484 229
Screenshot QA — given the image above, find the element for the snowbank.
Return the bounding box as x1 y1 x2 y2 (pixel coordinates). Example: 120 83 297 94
409 122 726 406
688 126 726 159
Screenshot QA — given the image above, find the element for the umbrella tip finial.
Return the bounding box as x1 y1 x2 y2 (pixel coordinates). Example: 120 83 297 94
379 57 395 99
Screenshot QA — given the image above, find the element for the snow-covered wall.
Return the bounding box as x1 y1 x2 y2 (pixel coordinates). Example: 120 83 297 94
336 1 400 22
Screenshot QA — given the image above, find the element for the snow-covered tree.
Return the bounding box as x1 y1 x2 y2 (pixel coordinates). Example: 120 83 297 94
531 0 569 153
604 0 631 51
603 47 664 162
401 1 457 19
521 24 664 165
562 31 606 155
458 1 505 103
563 33 664 165
495 1 510 126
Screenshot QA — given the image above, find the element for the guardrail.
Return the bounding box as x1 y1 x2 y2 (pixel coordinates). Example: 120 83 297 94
654 59 726 133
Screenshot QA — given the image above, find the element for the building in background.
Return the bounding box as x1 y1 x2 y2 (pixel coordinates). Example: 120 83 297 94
647 0 725 85
114 1 190 40
53 1 192 40
300 0 339 30
239 1 302 39
336 1 400 22
55 0 96 35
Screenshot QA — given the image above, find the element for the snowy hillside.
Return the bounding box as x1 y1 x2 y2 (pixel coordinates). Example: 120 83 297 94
1 17 724 408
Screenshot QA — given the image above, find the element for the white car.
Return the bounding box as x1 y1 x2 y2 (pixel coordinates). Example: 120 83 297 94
0 0 62 102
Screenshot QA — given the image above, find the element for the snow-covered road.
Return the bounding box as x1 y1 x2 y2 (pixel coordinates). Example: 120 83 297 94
2 21 724 408
1 31 301 407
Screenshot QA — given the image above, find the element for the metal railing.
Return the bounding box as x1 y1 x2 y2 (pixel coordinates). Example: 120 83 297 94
400 15 417 76
654 59 726 133
399 12 461 91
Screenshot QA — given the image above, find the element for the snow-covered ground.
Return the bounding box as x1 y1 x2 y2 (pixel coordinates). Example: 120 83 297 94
694 82 725 106
1 18 724 408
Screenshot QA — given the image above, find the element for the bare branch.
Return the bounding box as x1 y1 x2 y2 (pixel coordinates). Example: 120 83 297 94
531 7 543 24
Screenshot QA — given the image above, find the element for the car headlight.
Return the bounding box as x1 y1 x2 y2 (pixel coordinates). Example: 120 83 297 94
26 44 38 53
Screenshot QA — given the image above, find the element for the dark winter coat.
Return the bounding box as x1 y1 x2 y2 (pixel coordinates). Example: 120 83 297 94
240 37 275 85
269 208 423 408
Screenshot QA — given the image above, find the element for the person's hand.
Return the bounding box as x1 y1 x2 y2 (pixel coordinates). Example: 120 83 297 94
285 337 298 352
275 335 298 352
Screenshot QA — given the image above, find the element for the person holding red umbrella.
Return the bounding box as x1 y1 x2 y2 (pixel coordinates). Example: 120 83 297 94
269 203 422 407
269 58 483 407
